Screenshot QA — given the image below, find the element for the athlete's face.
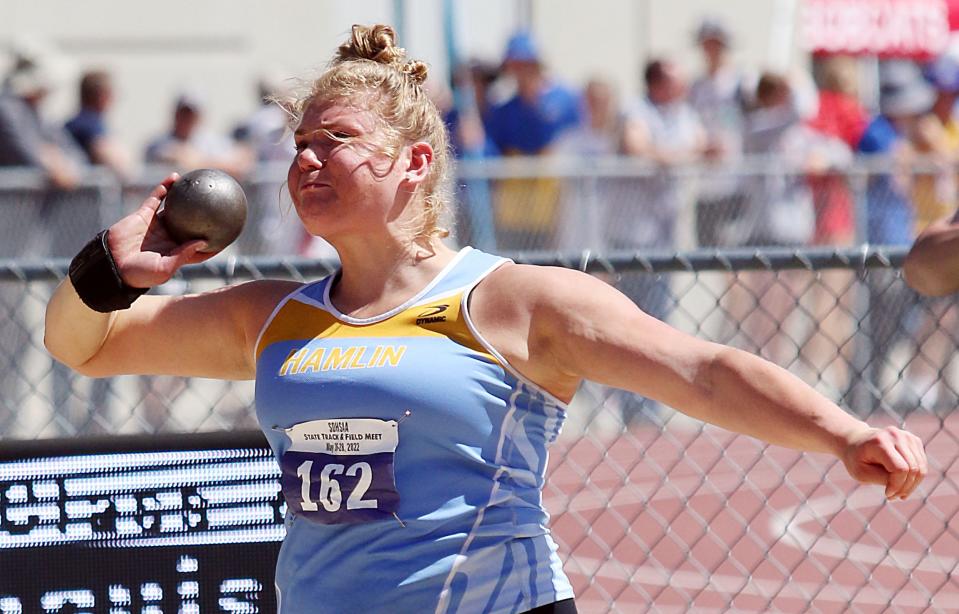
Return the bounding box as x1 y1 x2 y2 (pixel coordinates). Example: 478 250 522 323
288 97 410 240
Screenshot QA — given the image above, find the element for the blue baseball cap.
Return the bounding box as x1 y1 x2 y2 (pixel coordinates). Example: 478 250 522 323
504 32 540 63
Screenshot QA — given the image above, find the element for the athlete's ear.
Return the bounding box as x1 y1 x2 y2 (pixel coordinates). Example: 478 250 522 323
404 142 433 185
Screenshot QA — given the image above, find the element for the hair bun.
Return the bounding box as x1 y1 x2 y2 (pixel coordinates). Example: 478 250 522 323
338 24 405 66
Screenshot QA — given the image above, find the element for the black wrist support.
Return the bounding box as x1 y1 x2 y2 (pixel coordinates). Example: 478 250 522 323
68 229 150 313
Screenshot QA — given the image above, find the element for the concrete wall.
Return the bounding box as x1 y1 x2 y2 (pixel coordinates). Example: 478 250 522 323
1 0 806 160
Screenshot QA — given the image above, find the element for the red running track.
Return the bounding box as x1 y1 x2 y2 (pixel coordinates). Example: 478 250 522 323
543 412 958 613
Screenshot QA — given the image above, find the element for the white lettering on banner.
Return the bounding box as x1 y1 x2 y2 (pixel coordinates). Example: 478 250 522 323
283 419 398 455
801 0 949 57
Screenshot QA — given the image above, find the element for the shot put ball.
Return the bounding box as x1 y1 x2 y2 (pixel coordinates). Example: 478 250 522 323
160 168 248 253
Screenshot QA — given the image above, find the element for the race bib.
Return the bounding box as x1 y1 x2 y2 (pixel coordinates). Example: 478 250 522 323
278 418 400 525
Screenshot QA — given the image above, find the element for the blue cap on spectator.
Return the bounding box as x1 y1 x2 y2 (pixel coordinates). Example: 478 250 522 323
504 32 540 63
924 56 959 93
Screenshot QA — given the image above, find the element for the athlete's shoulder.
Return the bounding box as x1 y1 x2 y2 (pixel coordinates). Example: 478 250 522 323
218 278 305 310
477 262 600 309
468 264 601 401
475 262 640 343
470 263 603 346
214 279 308 349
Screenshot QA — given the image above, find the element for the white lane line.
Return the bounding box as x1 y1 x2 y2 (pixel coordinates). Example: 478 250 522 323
545 474 956 595
771 487 959 574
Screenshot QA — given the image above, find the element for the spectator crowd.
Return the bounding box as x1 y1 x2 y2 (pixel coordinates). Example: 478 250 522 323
2 18 959 259
434 18 959 258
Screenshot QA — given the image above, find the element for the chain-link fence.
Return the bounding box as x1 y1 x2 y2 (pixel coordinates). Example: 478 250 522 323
1 247 956 611
2 153 952 259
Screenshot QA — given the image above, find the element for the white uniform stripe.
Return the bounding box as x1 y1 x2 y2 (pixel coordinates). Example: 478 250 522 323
434 381 523 614
545 533 574 603
507 407 547 482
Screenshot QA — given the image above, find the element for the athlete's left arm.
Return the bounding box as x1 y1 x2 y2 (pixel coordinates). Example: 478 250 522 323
477 264 927 500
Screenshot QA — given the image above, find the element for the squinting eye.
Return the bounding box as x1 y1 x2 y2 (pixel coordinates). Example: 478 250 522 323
294 141 307 152
326 131 353 141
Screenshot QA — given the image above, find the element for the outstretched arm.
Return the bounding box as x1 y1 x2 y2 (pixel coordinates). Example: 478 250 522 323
45 174 208 369
44 174 296 380
904 210 959 296
471 265 927 500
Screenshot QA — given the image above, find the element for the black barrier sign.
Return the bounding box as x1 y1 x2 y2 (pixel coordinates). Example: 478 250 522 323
0 433 286 613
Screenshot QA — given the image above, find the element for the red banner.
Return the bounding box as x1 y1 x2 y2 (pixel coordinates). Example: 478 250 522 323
802 0 951 58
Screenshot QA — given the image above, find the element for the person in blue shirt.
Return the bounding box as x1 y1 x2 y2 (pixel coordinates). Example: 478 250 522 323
485 32 581 155
45 24 927 614
857 61 935 246
64 70 132 179
484 32 581 250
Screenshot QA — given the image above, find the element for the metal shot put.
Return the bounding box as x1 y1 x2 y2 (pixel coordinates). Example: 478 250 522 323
160 169 248 253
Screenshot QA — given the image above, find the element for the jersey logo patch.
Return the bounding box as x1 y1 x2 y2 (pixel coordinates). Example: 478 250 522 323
416 304 448 325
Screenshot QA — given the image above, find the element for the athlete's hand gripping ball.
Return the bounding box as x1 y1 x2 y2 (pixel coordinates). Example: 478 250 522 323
106 172 235 289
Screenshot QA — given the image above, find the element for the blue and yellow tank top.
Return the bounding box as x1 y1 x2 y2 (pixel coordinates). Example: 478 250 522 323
254 247 574 613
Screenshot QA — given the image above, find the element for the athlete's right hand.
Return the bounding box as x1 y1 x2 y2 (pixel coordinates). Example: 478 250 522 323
106 173 214 288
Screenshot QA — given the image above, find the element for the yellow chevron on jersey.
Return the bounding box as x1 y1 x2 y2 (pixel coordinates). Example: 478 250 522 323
255 290 498 367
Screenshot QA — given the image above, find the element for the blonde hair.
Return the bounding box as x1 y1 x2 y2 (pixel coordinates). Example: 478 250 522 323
280 24 452 241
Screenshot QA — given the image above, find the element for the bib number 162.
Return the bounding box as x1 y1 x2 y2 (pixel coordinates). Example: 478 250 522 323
296 460 377 512
279 418 400 524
